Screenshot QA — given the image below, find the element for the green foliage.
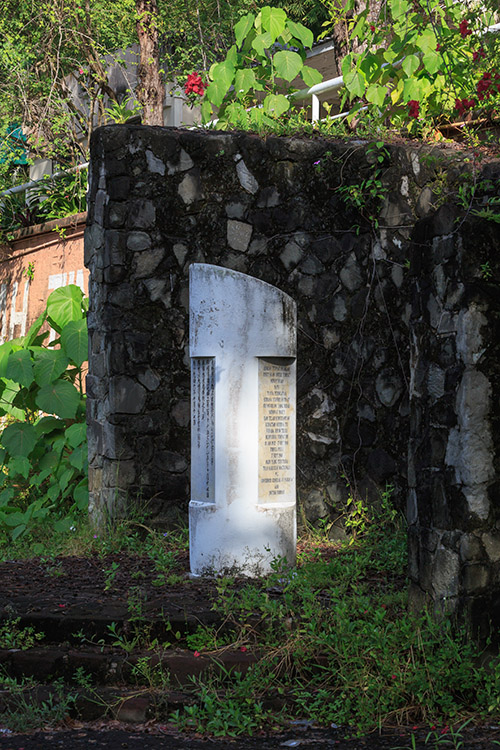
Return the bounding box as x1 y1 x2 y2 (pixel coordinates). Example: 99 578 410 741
202 6 322 129
0 285 88 542
0 677 76 732
330 0 500 128
0 618 44 650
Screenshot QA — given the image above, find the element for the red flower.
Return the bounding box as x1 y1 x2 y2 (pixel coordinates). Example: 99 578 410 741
193 650 200 657
240 646 247 652
185 72 206 97
455 97 475 117
408 100 420 118
391 674 397 680
476 71 494 100
436 43 441 51
473 48 486 63
370 25 375 32
459 19 472 38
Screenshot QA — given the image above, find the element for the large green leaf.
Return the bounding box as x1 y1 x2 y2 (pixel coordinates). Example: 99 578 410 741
423 50 441 75
46 285 84 331
260 6 286 42
65 421 87 448
1 422 38 457
73 478 89 510
24 310 48 347
36 380 81 419
60 319 88 367
234 68 257 98
225 102 250 128
0 379 24 421
206 60 235 107
7 456 31 479
390 0 410 19
35 416 64 436
0 342 15 378
263 94 290 117
301 66 323 87
6 349 33 387
251 31 273 57
366 83 388 107
273 50 303 82
33 349 70 385
344 69 366 98
286 20 313 48
69 444 87 472
234 13 255 48
402 54 420 78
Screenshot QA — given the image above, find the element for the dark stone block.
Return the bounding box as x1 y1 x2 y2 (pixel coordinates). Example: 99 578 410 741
108 176 130 201
366 448 397 483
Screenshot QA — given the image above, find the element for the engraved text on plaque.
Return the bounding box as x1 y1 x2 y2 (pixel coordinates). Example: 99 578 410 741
191 357 215 502
258 359 294 502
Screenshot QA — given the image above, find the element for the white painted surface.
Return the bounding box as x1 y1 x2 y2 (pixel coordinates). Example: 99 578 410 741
189 263 297 576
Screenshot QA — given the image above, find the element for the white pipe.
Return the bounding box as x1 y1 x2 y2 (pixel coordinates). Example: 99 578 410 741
0 162 89 199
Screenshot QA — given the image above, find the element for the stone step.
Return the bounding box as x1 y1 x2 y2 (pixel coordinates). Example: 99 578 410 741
0 645 257 687
0 683 195 724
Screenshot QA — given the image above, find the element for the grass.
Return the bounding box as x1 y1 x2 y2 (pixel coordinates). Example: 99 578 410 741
0 494 499 737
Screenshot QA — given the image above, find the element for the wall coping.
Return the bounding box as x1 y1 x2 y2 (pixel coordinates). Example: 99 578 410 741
11 212 87 243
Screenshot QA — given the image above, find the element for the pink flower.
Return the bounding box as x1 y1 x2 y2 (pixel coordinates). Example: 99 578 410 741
193 650 200 657
240 646 247 652
58 604 66 608
391 674 397 680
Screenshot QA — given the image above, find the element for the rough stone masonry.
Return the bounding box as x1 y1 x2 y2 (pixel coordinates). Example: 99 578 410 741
85 125 499 636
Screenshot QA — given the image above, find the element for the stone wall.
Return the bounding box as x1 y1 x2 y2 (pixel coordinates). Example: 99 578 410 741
85 125 499 630
407 192 500 638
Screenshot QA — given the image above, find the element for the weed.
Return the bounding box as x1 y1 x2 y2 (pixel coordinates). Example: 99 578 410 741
0 677 76 731
103 560 120 591
0 618 44 649
130 655 170 688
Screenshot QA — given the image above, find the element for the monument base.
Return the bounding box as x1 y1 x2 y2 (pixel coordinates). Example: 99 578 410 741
189 499 296 577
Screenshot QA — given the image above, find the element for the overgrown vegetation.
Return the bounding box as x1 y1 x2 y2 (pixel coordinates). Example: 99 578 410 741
0 284 88 544
1 493 499 737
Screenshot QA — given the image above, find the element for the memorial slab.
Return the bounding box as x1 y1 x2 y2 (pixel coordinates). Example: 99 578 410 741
189 264 297 576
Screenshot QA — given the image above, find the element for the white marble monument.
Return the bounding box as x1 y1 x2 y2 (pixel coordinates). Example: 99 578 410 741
189 263 297 576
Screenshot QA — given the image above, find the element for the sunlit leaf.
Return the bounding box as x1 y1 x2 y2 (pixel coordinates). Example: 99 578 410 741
36 380 81 419
206 60 235 107
402 54 420 77
263 94 290 117
60 318 88 366
46 285 84 331
273 50 303 82
234 68 256 98
300 66 323 87
234 13 254 48
286 20 313 48
33 349 69 385
260 6 286 42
